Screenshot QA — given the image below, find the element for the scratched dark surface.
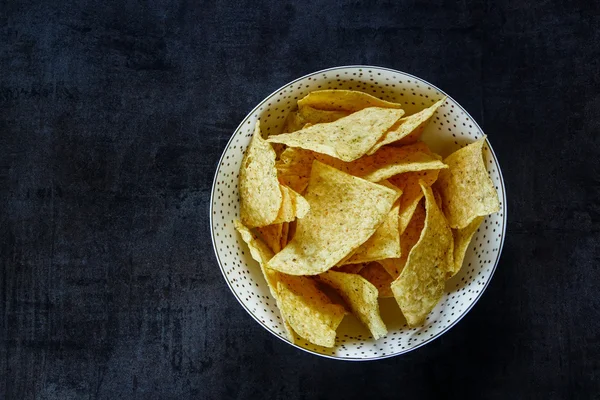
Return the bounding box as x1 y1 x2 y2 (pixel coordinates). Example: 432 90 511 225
1 1 599 399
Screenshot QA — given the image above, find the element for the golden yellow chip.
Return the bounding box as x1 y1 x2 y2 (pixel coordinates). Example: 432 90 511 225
319 270 387 339
333 263 366 274
312 142 446 183
433 187 444 211
267 107 405 162
379 200 426 278
235 220 343 346
367 98 445 154
391 183 453 327
234 220 274 265
448 216 484 278
282 111 306 133
280 222 290 250
342 202 401 265
297 89 403 112
359 262 394 298
276 275 346 348
276 148 315 194
435 137 501 229
271 185 310 224
276 143 446 195
255 224 283 254
389 169 441 234
268 161 400 275
239 122 282 228
298 105 350 124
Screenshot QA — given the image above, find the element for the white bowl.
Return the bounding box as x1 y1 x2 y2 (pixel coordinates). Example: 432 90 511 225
210 66 507 360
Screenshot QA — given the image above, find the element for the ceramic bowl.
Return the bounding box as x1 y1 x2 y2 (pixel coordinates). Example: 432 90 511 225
210 66 507 360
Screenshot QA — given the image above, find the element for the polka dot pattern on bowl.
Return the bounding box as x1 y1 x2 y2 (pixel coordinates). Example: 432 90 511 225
210 66 507 360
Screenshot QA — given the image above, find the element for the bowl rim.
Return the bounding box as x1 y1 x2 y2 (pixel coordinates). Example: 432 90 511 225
210 65 507 361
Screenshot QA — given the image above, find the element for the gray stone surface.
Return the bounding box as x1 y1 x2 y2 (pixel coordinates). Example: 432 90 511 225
1 1 599 398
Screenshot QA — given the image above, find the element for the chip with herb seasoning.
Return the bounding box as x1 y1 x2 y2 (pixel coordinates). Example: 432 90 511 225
367 97 446 154
341 181 402 265
319 270 387 340
298 89 404 112
435 136 501 229
239 122 282 228
389 168 442 235
268 161 400 275
391 183 453 327
234 220 345 347
448 216 484 278
267 107 405 162
359 262 394 298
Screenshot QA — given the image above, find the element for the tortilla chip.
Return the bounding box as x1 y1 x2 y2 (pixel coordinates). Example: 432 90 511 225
234 220 343 346
276 276 346 348
298 106 350 124
433 187 444 211
307 142 447 183
280 222 290 250
268 161 400 275
342 202 401 264
239 122 282 228
276 148 315 194
448 216 484 278
297 89 403 112
359 262 394 298
282 111 306 133
391 183 453 327
368 98 445 154
379 200 426 279
255 224 283 254
267 107 405 162
234 220 275 265
271 185 310 224
389 169 442 234
333 264 366 274
319 270 387 339
276 143 445 195
435 137 501 229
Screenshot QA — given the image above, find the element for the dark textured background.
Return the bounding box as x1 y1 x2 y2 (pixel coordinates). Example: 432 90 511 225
1 1 599 399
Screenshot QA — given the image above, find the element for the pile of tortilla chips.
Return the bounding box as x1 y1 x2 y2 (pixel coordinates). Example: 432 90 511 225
235 89 500 347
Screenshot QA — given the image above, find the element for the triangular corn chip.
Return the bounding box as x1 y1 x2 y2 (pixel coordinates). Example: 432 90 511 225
319 270 387 339
282 111 305 133
276 148 315 194
379 200 426 278
340 181 402 265
276 275 346 348
298 106 350 124
268 161 400 275
448 216 484 278
267 107 405 162
389 169 442 234
359 262 394 298
234 220 343 347
271 185 310 224
276 143 446 194
255 223 284 254
435 137 501 229
343 202 401 265
368 98 445 154
391 183 453 327
239 122 282 227
280 222 290 250
297 89 403 112
333 263 366 274
325 146 446 183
